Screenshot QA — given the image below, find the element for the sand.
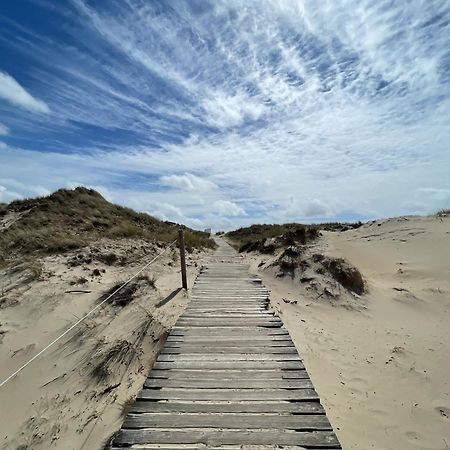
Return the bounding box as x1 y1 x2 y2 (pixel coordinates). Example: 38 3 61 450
242 215 450 450
2 215 449 450
0 238 210 450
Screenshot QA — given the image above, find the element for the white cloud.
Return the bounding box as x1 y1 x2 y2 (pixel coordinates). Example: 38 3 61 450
303 199 330 218
201 90 266 129
0 123 9 135
0 178 51 205
148 202 204 229
0 184 22 203
0 1 449 229
404 188 450 214
212 200 246 217
0 71 50 114
160 173 217 192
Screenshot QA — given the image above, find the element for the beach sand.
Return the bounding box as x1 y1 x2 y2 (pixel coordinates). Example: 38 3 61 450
242 215 450 450
0 239 209 450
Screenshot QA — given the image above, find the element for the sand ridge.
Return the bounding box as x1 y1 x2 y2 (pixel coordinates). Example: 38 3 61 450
241 215 450 450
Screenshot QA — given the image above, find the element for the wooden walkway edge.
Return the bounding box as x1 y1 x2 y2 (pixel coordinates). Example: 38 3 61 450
111 238 341 449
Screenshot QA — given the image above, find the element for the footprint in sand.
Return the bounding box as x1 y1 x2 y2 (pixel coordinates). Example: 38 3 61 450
342 376 369 395
405 430 423 445
11 343 36 358
434 405 450 422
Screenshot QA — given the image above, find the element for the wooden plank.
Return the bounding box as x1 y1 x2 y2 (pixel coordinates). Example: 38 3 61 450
188 302 269 306
184 310 270 314
182 311 274 316
137 388 318 401
184 307 268 310
175 321 282 327
153 361 304 370
114 429 341 447
149 369 310 380
192 291 266 294
176 317 279 321
163 341 295 347
144 378 313 389
181 315 274 319
129 400 325 414
175 325 283 330
192 295 268 299
191 295 267 298
170 327 288 334
123 413 331 430
161 346 297 354
165 339 294 345
156 354 301 361
190 299 269 303
112 446 308 450
190 298 267 301
166 335 293 342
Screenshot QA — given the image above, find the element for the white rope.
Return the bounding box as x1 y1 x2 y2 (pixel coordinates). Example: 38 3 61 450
0 239 178 388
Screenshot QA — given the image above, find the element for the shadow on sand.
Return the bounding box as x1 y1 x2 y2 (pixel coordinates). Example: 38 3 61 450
155 287 183 308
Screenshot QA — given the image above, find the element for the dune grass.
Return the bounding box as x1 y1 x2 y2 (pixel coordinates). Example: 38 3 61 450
226 221 362 252
0 187 215 266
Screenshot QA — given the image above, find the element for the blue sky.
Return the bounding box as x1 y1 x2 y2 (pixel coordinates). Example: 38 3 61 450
0 0 449 230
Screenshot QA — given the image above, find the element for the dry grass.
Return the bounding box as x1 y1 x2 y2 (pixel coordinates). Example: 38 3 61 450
78 315 155 386
0 187 215 266
226 221 362 252
436 208 450 217
99 281 140 308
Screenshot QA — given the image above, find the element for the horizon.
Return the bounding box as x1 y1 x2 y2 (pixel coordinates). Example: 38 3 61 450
1 1 449 231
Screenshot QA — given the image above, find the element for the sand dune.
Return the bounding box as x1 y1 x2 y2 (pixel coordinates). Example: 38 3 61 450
243 215 450 450
0 239 208 449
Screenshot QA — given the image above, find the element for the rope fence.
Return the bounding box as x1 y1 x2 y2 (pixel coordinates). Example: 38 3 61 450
0 236 183 388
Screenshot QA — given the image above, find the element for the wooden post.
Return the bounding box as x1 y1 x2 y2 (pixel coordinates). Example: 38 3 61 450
178 228 188 290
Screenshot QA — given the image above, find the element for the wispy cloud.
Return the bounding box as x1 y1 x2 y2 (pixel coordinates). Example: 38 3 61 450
0 0 449 228
0 123 9 135
0 71 50 114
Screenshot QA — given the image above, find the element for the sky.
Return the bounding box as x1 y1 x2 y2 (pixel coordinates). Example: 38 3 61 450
0 0 449 230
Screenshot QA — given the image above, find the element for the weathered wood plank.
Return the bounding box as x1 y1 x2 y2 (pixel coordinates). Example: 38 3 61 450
114 429 341 447
129 400 325 414
156 354 300 361
144 378 313 389
189 304 268 307
137 388 318 401
161 346 297 354
192 295 268 299
175 321 282 328
170 327 289 335
112 446 308 450
149 369 310 380
166 335 293 342
153 360 304 370
182 312 274 317
163 340 294 346
184 307 268 311
123 413 331 430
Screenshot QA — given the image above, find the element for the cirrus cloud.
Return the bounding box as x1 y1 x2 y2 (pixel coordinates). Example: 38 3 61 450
0 71 50 114
0 1 449 229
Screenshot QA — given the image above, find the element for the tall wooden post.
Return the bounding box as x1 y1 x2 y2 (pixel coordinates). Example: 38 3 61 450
178 229 188 290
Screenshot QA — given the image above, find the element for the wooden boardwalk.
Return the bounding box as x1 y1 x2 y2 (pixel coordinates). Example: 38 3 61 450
112 239 341 449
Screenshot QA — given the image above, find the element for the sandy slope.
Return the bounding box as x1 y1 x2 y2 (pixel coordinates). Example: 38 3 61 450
0 239 209 450
243 215 450 450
